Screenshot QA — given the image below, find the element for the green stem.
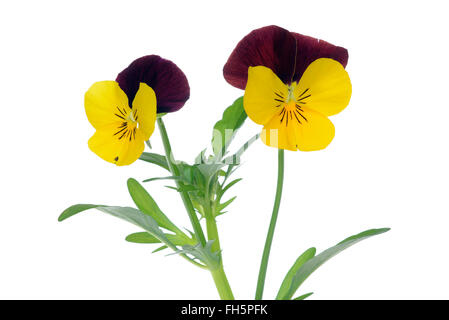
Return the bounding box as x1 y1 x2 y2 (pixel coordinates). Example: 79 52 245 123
204 194 234 299
157 117 207 247
210 265 234 300
157 117 233 299
255 149 285 300
205 215 234 299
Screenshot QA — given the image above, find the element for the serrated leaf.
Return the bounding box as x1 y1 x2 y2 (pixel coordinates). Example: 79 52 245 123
216 196 236 213
294 292 313 300
219 178 242 199
127 178 181 234
212 96 247 158
281 228 390 300
139 152 169 171
276 247 316 300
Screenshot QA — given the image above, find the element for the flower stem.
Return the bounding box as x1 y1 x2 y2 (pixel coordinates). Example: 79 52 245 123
157 117 234 299
204 194 234 299
255 149 285 300
156 117 207 247
210 265 234 300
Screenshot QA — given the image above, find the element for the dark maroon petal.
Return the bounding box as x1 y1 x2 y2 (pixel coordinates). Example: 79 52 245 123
291 32 349 83
223 25 297 89
116 55 190 113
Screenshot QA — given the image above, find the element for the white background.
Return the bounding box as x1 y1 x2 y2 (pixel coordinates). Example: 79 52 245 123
1 0 448 300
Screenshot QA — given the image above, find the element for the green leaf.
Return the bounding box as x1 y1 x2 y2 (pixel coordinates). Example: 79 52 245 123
178 163 196 185
152 245 168 253
126 232 195 246
280 228 390 300
127 178 181 234
216 196 236 213
196 163 225 186
195 148 207 165
142 176 186 183
294 292 313 300
58 205 205 265
125 232 160 243
174 241 220 269
61 205 175 250
139 152 169 171
58 204 105 222
125 232 160 244
212 96 247 158
98 206 169 241
165 185 198 192
276 247 316 300
219 178 242 200
94 206 184 254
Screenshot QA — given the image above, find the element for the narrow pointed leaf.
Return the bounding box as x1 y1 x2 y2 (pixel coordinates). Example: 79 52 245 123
282 228 390 300
212 96 247 158
58 204 105 222
142 176 186 183
139 152 169 171
276 247 316 300
126 232 194 246
218 178 242 200
126 232 160 244
62 205 176 250
217 196 236 213
152 245 168 253
294 292 313 300
97 206 169 242
127 178 181 234
173 241 220 269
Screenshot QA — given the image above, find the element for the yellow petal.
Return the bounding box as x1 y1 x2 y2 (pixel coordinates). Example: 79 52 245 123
290 107 335 151
261 105 335 151
243 66 289 125
84 81 131 130
261 110 297 151
88 127 145 166
132 83 157 141
294 58 351 116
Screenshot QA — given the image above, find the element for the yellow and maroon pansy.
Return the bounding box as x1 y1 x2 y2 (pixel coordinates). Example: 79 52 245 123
84 55 190 166
223 26 352 151
85 81 157 166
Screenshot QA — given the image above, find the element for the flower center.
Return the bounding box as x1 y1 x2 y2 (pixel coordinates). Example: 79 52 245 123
113 106 139 141
274 84 310 126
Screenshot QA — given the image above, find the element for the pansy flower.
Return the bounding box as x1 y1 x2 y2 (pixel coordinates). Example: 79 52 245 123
85 55 190 166
223 25 352 151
